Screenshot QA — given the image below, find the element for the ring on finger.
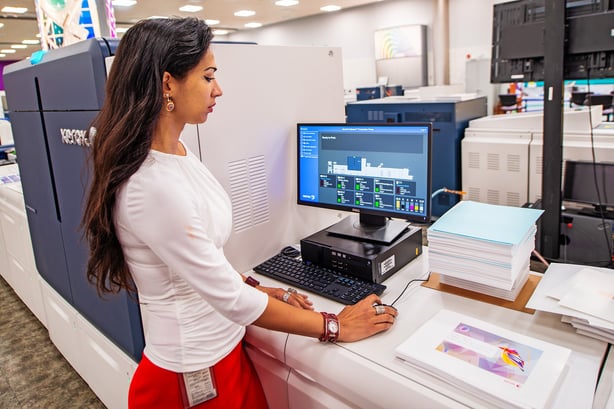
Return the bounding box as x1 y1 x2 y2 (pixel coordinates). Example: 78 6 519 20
374 304 386 315
287 287 297 294
282 291 292 303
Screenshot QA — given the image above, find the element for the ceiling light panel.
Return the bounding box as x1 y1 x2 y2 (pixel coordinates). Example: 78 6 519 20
179 5 203 13
234 10 256 17
275 0 299 6
1 6 28 13
112 0 137 6
2 0 386 61
321 5 342 12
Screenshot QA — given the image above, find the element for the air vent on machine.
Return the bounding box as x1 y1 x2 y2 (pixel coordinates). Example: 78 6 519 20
487 189 501 204
487 153 500 171
368 110 384 121
507 191 522 207
468 151 480 169
507 154 521 173
467 187 480 202
227 155 270 233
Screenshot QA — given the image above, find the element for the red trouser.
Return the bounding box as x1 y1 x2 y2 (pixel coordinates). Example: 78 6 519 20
128 341 269 409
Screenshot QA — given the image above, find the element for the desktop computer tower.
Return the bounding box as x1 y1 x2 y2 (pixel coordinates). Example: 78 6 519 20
300 224 423 284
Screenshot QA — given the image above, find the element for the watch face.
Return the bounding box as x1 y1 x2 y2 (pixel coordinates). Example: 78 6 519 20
328 320 339 334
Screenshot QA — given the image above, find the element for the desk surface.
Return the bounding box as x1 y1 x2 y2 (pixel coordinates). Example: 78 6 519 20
248 249 607 409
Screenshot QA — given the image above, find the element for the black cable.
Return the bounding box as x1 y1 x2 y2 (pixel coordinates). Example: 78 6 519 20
584 70 613 267
389 272 431 307
594 342 612 394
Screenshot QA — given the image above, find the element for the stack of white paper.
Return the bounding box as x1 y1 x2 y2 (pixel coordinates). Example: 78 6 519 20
395 309 571 409
439 267 530 301
427 201 543 300
540 265 614 343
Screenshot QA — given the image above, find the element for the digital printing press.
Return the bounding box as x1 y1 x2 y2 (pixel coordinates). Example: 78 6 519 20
462 107 614 266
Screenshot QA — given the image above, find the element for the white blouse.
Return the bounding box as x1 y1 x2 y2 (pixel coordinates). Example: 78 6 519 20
114 142 268 372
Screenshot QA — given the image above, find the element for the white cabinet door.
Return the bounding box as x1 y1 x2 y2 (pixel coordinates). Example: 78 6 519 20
245 342 291 409
287 368 357 409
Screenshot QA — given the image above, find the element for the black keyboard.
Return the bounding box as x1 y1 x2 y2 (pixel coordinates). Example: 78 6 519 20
253 253 386 305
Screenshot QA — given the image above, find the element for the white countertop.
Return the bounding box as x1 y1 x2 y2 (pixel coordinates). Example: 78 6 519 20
247 249 607 409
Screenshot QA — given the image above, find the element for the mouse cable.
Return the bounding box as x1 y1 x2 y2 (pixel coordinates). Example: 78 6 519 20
389 272 431 307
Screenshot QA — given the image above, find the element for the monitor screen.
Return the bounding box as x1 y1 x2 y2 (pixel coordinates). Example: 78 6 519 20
563 160 614 208
385 85 404 97
297 123 432 243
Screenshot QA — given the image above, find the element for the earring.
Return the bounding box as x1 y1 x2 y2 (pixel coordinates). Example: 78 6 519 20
165 93 175 112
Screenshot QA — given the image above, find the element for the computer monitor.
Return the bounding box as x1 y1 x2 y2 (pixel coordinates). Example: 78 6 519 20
563 160 614 216
355 86 383 101
297 123 432 244
385 85 404 97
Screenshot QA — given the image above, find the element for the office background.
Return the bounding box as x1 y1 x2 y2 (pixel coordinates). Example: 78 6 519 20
223 0 503 95
0 0 506 99
1 1 613 408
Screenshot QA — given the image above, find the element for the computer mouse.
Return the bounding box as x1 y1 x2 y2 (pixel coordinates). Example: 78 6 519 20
281 246 300 258
372 302 398 312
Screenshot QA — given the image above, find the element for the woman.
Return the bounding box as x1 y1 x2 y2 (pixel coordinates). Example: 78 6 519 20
82 17 397 409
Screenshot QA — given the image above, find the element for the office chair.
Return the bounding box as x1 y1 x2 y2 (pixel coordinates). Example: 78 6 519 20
498 94 520 113
585 94 613 121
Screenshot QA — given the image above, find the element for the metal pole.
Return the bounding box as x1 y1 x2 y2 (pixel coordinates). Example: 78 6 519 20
540 0 566 259
433 0 450 85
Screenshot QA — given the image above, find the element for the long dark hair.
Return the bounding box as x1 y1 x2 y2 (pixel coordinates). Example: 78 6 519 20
82 17 214 295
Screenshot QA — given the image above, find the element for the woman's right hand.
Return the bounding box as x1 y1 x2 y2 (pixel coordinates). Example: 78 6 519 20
335 294 398 342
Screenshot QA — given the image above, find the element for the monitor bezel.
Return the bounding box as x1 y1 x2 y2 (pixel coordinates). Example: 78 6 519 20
296 122 433 225
562 160 614 208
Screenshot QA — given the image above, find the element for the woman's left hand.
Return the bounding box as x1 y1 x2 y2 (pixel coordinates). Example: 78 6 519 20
261 286 314 310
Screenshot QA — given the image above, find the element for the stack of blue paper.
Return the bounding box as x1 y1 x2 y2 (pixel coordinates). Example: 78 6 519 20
427 201 544 300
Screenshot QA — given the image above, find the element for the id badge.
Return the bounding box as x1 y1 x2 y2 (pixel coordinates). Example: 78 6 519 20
179 367 218 408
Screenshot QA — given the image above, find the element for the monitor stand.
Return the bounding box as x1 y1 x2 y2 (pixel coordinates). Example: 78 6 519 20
577 205 614 220
325 214 409 245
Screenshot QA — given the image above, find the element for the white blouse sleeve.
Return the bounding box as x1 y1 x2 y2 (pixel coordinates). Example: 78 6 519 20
120 164 268 326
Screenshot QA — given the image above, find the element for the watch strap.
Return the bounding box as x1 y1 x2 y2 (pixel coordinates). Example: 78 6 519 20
319 312 339 343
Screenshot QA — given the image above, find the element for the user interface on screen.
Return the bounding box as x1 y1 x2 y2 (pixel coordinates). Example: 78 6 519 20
297 123 432 223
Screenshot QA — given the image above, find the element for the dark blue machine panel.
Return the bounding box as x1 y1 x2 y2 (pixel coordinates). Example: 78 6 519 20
5 111 73 299
3 38 144 361
346 97 487 217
